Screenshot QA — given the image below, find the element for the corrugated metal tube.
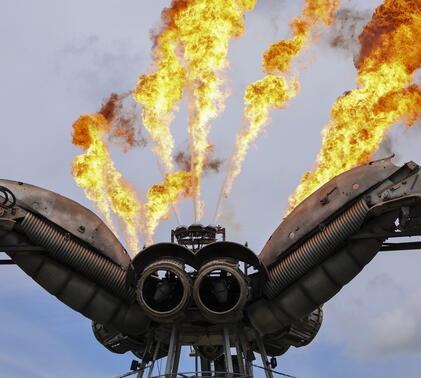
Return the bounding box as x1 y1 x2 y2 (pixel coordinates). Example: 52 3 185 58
20 212 135 302
264 199 369 299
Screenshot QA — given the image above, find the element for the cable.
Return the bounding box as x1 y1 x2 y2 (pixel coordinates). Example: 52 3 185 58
114 364 151 378
251 363 297 378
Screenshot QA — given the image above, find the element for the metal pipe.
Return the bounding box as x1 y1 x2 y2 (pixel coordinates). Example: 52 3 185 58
136 259 191 322
223 326 234 377
264 199 369 298
20 212 135 301
193 259 249 323
147 341 161 378
255 332 273 378
165 325 180 377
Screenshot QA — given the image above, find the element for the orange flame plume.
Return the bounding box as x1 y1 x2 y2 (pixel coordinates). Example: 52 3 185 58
180 0 257 220
218 0 340 214
133 17 186 173
144 171 192 245
72 114 143 254
287 0 421 212
134 0 257 222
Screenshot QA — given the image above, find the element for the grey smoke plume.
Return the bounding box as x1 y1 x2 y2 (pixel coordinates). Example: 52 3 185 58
98 92 147 152
217 200 243 234
174 143 224 176
325 8 372 57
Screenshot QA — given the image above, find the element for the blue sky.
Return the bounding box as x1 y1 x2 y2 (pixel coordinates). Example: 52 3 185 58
1 0 421 377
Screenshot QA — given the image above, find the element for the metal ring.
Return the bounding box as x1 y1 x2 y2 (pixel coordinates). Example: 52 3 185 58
0 186 16 208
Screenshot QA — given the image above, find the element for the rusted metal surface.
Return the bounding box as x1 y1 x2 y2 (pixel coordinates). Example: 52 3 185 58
259 157 401 267
0 179 129 267
3 159 421 376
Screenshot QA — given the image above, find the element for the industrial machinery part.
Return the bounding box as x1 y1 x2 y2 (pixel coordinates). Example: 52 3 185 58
20 212 135 301
259 157 402 266
0 181 150 338
3 157 421 376
136 258 191 322
264 198 369 298
0 185 16 208
262 307 323 356
6 241 150 335
92 322 147 355
0 179 130 267
193 258 249 323
249 158 421 340
172 223 226 251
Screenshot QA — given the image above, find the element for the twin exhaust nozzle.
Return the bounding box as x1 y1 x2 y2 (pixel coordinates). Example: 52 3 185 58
136 258 250 323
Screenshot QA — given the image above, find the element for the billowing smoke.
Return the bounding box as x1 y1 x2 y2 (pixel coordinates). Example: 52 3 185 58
98 92 125 121
375 134 395 160
287 0 421 212
98 92 147 152
174 145 224 177
325 8 372 57
217 200 243 234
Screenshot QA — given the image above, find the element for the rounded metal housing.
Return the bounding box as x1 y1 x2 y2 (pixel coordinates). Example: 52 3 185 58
136 258 191 322
193 259 249 323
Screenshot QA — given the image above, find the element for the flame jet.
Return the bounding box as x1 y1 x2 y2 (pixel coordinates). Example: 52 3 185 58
134 0 257 221
218 0 340 209
287 0 421 212
179 0 257 220
71 114 116 232
144 171 192 245
133 25 185 174
72 114 142 254
72 113 189 247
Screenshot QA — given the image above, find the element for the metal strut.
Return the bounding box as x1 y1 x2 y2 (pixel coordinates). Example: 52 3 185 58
0 260 14 265
223 326 234 377
147 341 161 378
165 325 181 377
255 332 274 378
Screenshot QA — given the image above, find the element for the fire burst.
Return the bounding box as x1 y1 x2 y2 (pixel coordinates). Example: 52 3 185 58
287 0 421 212
70 0 420 251
133 26 185 174
144 171 192 245
219 0 339 208
134 0 256 221
71 114 142 254
181 0 257 220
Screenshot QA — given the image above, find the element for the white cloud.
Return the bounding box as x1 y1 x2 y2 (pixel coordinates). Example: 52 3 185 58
364 290 421 357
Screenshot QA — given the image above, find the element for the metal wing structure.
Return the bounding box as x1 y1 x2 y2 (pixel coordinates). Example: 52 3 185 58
2 156 421 377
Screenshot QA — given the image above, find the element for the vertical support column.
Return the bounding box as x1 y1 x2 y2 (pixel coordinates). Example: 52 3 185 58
234 334 245 375
173 343 182 374
194 347 198 377
138 337 154 378
255 332 273 378
165 325 180 377
223 326 234 378
239 332 253 377
147 340 161 378
200 356 211 377
137 362 147 378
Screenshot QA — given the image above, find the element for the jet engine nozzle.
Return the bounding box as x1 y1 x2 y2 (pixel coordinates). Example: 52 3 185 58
136 259 191 322
193 259 249 323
